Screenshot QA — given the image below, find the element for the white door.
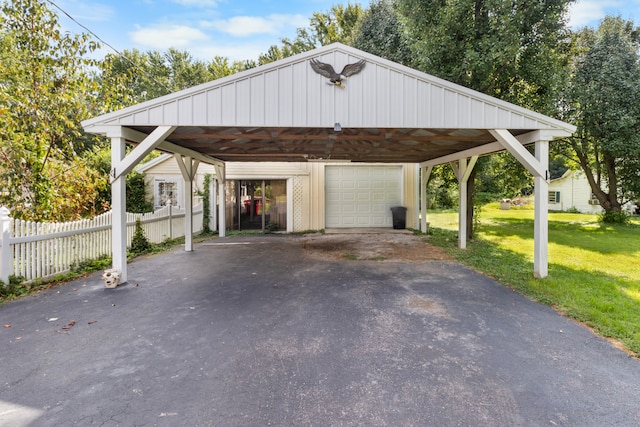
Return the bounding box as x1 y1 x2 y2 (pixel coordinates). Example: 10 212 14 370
325 166 402 228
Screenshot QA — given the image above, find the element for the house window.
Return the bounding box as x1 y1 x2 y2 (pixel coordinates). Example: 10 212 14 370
155 179 180 208
548 191 560 203
589 193 600 205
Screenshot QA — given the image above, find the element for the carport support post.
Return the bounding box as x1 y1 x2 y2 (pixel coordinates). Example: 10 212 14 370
111 136 127 284
175 154 200 252
209 178 217 232
534 139 550 278
457 159 468 248
420 166 433 233
218 180 226 237
450 157 477 249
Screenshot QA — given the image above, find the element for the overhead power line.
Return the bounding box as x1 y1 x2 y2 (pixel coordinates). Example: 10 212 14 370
45 0 173 95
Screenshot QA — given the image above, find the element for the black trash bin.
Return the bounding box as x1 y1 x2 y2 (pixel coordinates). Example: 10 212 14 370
390 206 407 229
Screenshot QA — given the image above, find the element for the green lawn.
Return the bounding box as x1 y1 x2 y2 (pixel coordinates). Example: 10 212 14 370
425 204 640 357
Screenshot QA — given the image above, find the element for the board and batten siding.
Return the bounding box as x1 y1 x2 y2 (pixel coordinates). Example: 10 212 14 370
87 44 571 133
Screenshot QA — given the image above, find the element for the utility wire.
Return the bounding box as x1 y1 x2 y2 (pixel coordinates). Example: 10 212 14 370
45 0 174 95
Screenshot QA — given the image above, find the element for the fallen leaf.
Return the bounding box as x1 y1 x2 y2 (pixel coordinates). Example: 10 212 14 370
4 324 10 328
62 320 76 330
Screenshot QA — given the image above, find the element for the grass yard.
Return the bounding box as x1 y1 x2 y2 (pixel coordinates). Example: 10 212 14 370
425 203 640 357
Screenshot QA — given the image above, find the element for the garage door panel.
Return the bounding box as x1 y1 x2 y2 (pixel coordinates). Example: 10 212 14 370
326 166 402 228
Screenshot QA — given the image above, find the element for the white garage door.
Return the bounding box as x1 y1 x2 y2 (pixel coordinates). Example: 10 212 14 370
325 166 402 228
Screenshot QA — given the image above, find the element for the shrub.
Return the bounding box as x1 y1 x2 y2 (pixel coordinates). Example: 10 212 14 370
598 210 629 224
130 219 152 254
201 174 212 233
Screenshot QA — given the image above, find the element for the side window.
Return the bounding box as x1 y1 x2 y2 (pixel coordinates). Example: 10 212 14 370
155 179 179 208
548 191 560 203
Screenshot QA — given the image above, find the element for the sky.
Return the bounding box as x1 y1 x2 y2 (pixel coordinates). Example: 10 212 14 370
51 0 640 63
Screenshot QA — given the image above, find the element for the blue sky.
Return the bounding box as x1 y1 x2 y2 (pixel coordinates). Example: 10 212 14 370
52 0 640 62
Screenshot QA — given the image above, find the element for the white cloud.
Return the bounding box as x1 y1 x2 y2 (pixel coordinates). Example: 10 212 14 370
189 41 267 62
130 24 209 49
202 14 307 37
56 0 115 22
566 0 625 28
171 0 218 6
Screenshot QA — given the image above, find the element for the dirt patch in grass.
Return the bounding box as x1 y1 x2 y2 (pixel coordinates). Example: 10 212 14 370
300 232 451 262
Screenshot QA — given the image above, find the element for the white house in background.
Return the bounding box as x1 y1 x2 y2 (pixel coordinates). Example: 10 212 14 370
548 169 639 214
548 170 603 214
137 154 215 209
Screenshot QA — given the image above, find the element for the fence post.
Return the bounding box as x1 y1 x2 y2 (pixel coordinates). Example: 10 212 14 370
0 206 13 284
169 204 173 239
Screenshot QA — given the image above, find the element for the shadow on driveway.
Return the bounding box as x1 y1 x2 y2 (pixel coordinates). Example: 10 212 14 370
1 234 639 426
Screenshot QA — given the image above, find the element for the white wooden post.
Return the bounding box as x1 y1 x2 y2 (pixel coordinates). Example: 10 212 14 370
450 157 477 249
210 178 217 232
286 177 294 232
534 139 550 278
420 166 433 233
174 154 200 251
183 157 194 252
0 207 13 284
457 158 468 249
111 136 128 284
218 179 226 237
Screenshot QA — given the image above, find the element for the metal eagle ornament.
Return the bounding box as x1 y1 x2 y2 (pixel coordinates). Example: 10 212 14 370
310 58 366 88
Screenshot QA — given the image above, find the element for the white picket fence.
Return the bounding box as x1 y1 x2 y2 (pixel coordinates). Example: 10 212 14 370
0 203 203 284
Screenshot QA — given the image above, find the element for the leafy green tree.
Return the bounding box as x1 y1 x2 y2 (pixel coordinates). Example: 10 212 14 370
350 0 412 66
397 0 574 236
259 3 364 64
0 0 106 220
560 16 640 218
103 48 249 103
397 0 573 111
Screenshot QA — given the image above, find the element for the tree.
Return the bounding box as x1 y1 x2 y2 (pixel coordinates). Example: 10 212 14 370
350 0 413 66
397 0 574 236
258 3 364 64
560 16 640 219
0 0 106 220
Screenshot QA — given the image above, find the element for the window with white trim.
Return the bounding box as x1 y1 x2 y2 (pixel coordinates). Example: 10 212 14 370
154 178 181 209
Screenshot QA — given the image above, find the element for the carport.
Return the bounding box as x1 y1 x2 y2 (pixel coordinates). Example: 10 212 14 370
82 43 575 283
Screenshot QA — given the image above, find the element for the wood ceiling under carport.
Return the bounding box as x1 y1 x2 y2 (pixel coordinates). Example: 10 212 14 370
128 125 534 163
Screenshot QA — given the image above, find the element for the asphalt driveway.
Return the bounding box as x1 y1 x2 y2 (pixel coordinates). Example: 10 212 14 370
1 234 639 426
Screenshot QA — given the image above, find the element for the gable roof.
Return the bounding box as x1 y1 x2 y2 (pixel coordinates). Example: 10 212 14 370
83 43 575 163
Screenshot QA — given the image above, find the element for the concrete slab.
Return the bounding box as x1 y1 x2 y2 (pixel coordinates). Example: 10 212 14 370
1 234 639 426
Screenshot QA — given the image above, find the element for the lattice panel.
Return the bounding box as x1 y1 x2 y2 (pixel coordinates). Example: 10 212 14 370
293 176 304 231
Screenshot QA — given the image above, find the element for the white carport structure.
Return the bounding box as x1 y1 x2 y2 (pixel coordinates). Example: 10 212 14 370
82 43 575 283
